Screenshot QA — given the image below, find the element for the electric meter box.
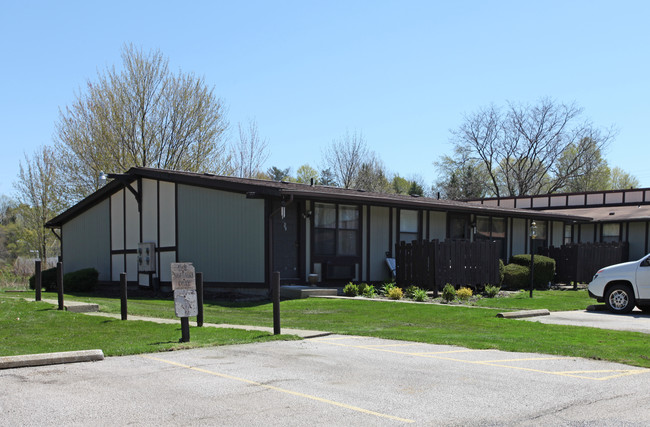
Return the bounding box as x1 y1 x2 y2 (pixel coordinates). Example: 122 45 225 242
137 242 156 273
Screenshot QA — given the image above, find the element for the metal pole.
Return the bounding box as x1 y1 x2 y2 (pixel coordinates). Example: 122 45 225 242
34 260 42 302
120 272 128 320
530 249 535 298
180 317 190 342
57 261 64 310
272 271 281 335
196 272 204 327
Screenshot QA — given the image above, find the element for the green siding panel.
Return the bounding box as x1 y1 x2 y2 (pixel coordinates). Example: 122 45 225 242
62 199 111 280
177 184 265 283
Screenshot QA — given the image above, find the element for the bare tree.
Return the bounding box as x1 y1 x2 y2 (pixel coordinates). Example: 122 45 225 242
231 119 269 178
445 98 614 197
14 146 64 261
323 130 369 189
353 153 392 193
55 44 229 201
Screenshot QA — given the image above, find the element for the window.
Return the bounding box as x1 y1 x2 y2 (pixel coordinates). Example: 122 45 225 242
602 223 620 243
564 224 573 244
448 213 470 239
475 216 506 259
313 203 359 257
399 210 419 243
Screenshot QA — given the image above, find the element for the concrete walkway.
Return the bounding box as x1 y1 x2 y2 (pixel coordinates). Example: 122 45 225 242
81 311 330 338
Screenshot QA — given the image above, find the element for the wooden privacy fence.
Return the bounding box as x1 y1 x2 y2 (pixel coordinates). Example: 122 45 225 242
538 242 629 284
395 239 500 291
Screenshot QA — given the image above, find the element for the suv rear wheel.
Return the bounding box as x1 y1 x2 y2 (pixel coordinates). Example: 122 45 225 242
605 284 636 314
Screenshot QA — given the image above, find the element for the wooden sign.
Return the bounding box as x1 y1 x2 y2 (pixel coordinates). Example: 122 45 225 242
171 263 196 290
174 289 198 317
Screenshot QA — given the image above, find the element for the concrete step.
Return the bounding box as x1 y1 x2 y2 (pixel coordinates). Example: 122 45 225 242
40 298 99 313
280 286 339 299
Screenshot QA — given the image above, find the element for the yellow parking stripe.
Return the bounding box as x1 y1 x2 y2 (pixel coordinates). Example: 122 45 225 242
142 355 415 424
312 338 650 381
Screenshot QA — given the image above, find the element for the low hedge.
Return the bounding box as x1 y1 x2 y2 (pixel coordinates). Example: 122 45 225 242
29 267 98 292
502 263 530 290
510 254 555 288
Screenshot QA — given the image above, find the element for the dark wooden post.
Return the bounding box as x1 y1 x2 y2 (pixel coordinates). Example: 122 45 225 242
56 261 64 310
34 260 42 302
196 272 204 327
272 271 281 335
120 273 128 320
180 317 190 342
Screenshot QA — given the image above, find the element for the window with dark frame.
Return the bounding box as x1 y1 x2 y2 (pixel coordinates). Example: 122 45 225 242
601 223 620 243
313 203 360 257
475 216 506 260
399 209 419 243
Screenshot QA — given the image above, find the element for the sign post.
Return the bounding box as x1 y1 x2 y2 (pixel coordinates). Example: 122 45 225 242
171 263 198 342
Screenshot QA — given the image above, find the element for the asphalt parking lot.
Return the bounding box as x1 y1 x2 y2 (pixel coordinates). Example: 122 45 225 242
522 308 650 333
2 335 649 426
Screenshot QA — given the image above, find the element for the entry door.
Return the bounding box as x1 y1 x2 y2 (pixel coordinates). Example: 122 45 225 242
272 201 301 280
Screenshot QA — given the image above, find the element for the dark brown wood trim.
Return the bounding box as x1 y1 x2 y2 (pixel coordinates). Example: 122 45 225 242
388 207 394 256
524 219 529 254
508 217 513 259
156 180 161 280
109 195 112 281
174 183 179 263
111 249 138 255
138 177 143 244
426 210 430 241
645 222 649 254
123 188 127 275
366 204 371 282
265 198 271 291
300 201 307 283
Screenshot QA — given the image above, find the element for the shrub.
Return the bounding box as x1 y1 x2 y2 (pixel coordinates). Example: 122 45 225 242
457 287 473 301
412 288 428 302
484 284 501 298
343 282 359 297
509 254 555 288
381 282 397 296
498 259 505 284
387 287 403 300
404 285 419 299
502 263 529 290
357 282 368 295
29 267 58 291
442 284 456 302
64 268 98 292
362 284 377 298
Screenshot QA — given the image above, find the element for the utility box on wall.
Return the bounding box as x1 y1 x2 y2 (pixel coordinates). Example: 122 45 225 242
138 242 156 287
138 242 156 272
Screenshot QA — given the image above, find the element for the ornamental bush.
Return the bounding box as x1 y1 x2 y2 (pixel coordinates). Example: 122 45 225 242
484 284 501 298
387 287 403 300
412 288 428 302
509 254 556 289
442 284 456 302
29 267 58 291
502 263 529 290
362 284 377 298
457 287 473 301
381 282 397 296
343 282 359 297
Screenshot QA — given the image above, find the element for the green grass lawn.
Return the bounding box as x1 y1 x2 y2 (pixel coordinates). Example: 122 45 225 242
473 289 594 311
0 296 298 357
22 289 650 369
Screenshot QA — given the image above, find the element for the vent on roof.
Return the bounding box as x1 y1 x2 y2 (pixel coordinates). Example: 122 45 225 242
204 172 215 176
411 194 420 198
609 212 615 215
357 189 366 192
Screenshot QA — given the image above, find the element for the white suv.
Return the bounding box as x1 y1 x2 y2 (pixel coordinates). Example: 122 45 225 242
588 255 650 314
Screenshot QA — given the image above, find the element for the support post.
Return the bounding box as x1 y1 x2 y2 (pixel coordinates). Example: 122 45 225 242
120 273 128 320
57 261 64 310
529 251 535 298
196 272 204 327
272 271 281 335
180 317 190 342
34 260 42 302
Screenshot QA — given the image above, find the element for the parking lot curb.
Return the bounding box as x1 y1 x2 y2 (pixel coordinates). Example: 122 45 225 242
0 349 104 370
497 309 550 319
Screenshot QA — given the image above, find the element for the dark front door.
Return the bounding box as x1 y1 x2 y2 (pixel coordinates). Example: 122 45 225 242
272 201 301 280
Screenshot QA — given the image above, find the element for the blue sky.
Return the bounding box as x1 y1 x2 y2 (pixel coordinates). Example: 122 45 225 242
1 0 648 197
